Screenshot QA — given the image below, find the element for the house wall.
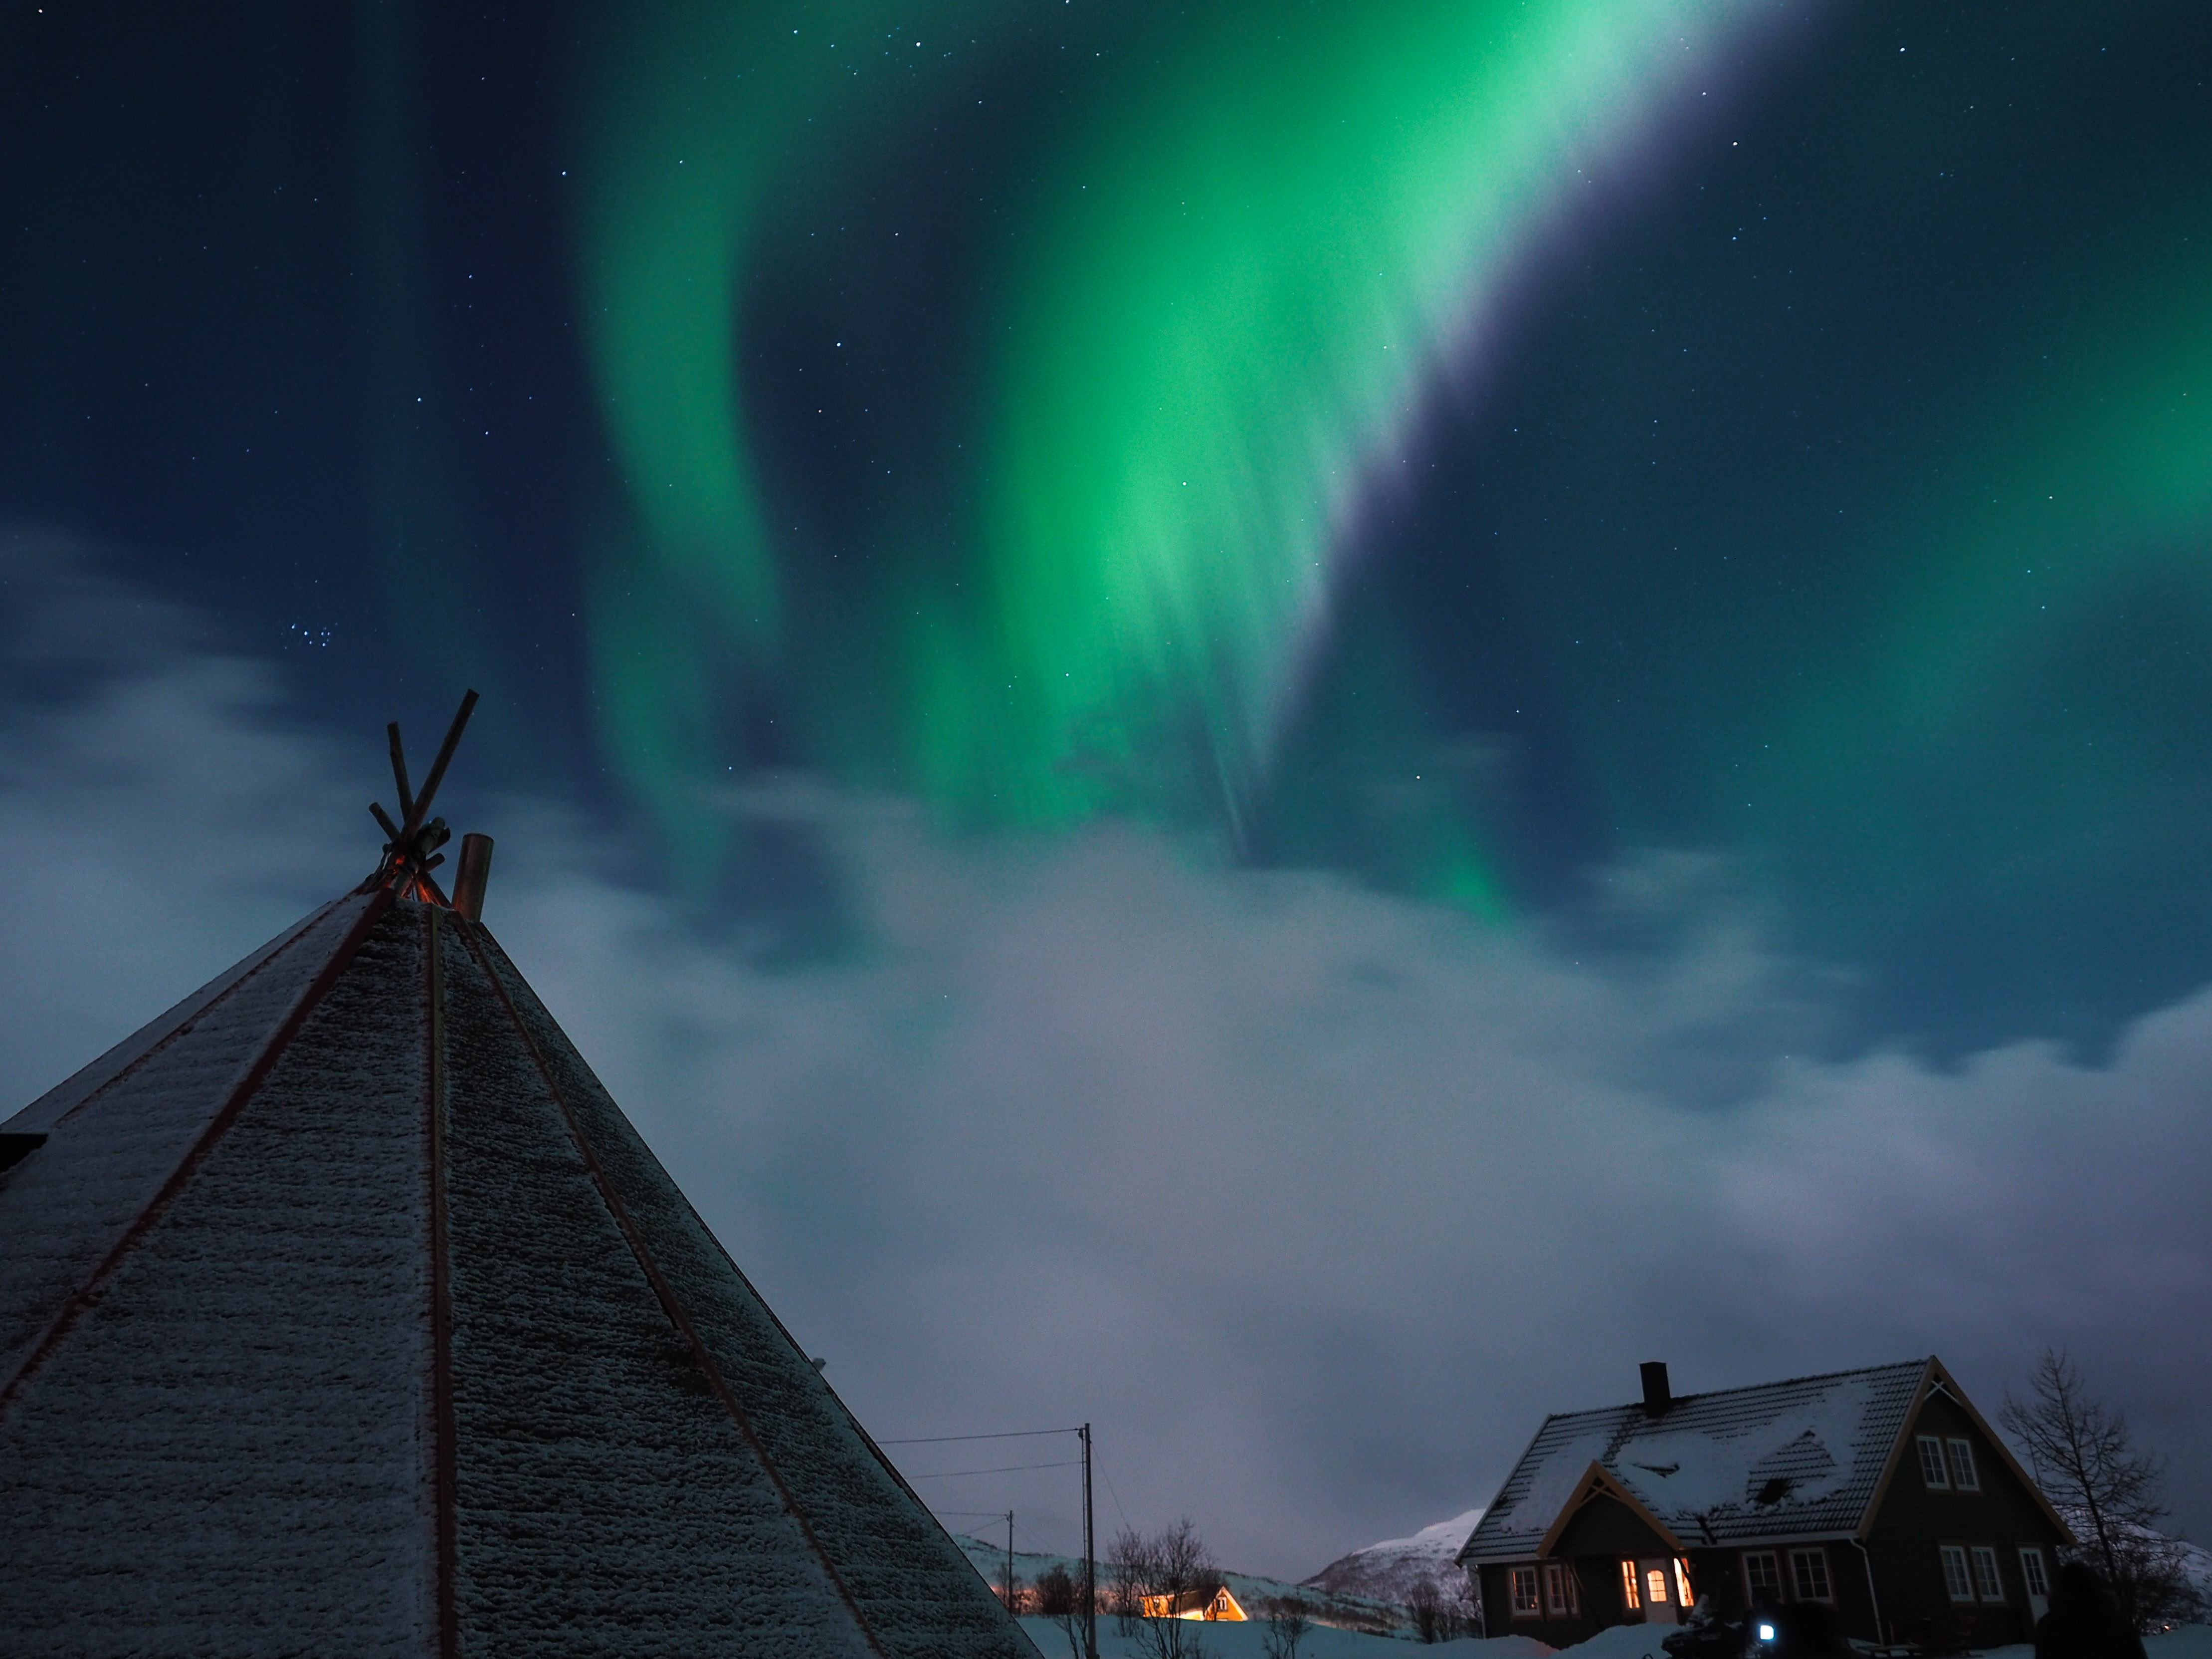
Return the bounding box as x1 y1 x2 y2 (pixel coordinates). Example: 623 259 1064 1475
1474 1559 1617 1650
1862 1389 2067 1649
1682 1540 1878 1641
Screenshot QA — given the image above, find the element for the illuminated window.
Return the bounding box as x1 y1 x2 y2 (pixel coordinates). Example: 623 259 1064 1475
1510 1568 1540 1618
1970 1547 2004 1603
2019 1548 2050 1600
1917 1435 1951 1489
1674 1559 1695 1611
1544 1563 1580 1617
1940 1546 1975 1603
1646 1568 1670 1608
1947 1439 1981 1492
1789 1549 1831 1604
1743 1552 1783 1604
1620 1560 1641 1611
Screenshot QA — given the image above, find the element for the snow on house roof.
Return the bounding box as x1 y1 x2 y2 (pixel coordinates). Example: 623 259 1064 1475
0 884 1039 1658
1459 1359 1932 1562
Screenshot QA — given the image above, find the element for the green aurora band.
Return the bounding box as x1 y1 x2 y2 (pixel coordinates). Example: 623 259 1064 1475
577 0 2212 979
578 0 1768 883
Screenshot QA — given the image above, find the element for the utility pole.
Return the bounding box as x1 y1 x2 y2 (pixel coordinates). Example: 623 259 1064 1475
1080 1424 1097 1659
1006 1511 1016 1616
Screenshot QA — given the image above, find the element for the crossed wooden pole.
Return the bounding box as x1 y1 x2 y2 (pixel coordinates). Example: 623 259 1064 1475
366 689 479 904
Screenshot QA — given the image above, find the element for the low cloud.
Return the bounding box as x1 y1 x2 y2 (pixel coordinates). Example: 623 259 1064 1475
3 528 2207 1579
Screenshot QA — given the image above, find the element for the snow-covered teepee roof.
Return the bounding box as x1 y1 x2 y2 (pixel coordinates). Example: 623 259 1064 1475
0 696 1037 1658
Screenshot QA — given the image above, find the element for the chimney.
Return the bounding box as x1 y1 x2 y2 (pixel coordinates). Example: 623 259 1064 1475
1640 1361 1672 1418
452 833 495 922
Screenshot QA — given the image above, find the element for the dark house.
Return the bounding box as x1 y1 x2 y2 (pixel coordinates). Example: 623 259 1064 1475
1458 1358 2072 1650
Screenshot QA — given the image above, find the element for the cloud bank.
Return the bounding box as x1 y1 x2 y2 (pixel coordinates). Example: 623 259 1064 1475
2 528 2206 1578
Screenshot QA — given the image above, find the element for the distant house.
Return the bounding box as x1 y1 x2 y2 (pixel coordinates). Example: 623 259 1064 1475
1457 1358 2072 1651
1140 1585 1249 1622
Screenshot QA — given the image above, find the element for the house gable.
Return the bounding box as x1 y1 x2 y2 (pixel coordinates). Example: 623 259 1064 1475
1551 1490 1675 1560
1857 1359 2072 1544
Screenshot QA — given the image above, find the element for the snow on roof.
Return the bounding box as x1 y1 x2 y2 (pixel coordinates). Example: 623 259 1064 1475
0 888 1039 1658
1460 1360 1930 1561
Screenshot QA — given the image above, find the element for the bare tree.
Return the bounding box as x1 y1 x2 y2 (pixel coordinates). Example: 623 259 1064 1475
1038 1563 1082 1659
1407 1579 1445 1644
1260 1595 1313 1659
1108 1520 1219 1659
1448 1568 1483 1640
1999 1348 2202 1632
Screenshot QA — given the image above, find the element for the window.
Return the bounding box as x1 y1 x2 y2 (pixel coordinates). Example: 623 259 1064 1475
1646 1568 1671 1609
1544 1563 1580 1618
1674 1559 1695 1612
1510 1567 1540 1618
1940 1546 1975 1603
1970 1547 2005 1603
1789 1549 1832 1604
1743 1552 1783 1604
1917 1435 1951 1489
2019 1548 2051 1600
1946 1438 1981 1492
1620 1560 1641 1612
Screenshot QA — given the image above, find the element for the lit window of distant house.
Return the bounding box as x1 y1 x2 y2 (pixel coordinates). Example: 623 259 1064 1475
1789 1549 1831 1604
2019 1548 2051 1600
1544 1563 1579 1618
1620 1560 1641 1611
1917 1435 1951 1489
1743 1552 1783 1604
1646 1568 1670 1609
1510 1568 1540 1618
1940 1546 1975 1603
1947 1439 1981 1492
1971 1547 2005 1603
1673 1559 1695 1611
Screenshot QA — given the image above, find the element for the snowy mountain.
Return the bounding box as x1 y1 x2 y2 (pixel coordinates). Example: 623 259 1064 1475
1301 1509 1484 1606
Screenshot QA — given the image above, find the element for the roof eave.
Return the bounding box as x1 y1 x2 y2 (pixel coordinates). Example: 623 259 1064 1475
1454 1415 1567 1568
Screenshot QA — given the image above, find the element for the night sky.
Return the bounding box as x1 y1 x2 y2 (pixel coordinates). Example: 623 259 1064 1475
3 0 2210 1577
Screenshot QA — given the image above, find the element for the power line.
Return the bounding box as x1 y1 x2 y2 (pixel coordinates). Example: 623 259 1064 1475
882 1429 1080 1446
906 1458 1082 1478
1093 1445 1134 1533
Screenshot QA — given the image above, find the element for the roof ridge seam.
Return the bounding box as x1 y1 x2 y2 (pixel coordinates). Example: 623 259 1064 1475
464 931 962 1561
452 920 894 1659
0 887 398 1427
425 906 460 1659
51 895 351 1131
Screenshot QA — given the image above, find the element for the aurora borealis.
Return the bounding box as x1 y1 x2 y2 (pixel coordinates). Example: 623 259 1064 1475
556 0 2212 1050
4 0 2212 1572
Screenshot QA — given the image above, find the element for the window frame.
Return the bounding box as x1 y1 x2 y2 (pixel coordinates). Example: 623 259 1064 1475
1968 1545 2005 1603
1916 1434 1951 1489
1509 1566 1541 1619
1673 1558 1695 1613
1788 1548 1833 1604
1543 1562 1580 1618
2018 1546 2050 1600
1939 1545 1976 1604
1619 1559 1641 1612
1946 1438 1981 1492
1742 1550 1783 1606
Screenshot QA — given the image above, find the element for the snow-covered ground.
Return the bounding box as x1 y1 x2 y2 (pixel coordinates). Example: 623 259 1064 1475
1535 1622 2212 1659
1017 1615 1546 1659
